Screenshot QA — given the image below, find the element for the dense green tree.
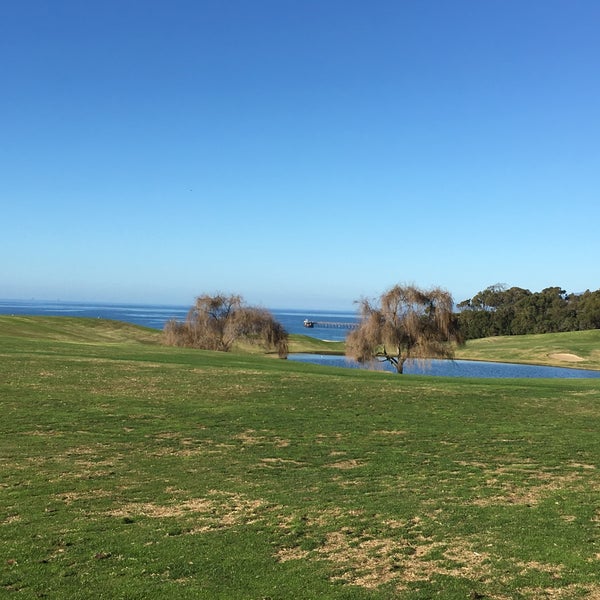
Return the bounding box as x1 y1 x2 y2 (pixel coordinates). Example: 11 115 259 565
457 284 600 339
576 290 600 330
456 304 493 339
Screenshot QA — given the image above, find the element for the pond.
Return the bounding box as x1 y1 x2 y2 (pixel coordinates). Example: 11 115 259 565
288 354 600 379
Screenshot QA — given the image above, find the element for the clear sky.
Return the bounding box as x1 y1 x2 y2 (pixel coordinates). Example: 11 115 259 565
2 1 599 310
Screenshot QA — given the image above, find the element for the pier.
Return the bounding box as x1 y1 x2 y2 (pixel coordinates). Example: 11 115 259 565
303 319 358 329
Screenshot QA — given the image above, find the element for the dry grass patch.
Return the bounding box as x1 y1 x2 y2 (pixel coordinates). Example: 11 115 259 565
568 462 596 470
315 433 344 444
260 458 304 466
328 459 365 470
274 507 497 591
273 494 593 593
287 526 573 594
1 515 21 525
21 429 63 437
521 584 600 599
108 490 270 533
310 507 366 526
234 428 290 448
55 490 113 505
276 547 310 562
514 559 563 578
148 429 289 459
278 523 493 591
454 459 600 507
473 467 594 506
319 530 403 588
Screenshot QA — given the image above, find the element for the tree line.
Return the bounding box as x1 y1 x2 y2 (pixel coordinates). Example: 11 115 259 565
457 284 600 340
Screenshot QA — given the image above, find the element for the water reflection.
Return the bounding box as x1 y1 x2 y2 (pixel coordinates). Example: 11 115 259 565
288 354 600 379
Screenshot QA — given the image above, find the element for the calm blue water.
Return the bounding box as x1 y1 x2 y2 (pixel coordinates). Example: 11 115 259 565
269 308 357 341
0 299 190 331
1 299 599 379
0 300 355 339
287 354 600 379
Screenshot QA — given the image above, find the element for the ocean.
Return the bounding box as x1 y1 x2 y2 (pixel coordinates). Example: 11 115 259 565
0 299 357 341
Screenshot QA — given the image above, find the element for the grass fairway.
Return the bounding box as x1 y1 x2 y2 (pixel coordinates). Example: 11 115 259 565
1 317 600 599
457 329 600 371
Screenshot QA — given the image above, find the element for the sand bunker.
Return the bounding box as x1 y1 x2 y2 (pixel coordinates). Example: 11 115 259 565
548 353 584 363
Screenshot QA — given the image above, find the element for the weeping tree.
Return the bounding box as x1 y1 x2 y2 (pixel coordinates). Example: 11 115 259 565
163 293 288 358
346 284 462 374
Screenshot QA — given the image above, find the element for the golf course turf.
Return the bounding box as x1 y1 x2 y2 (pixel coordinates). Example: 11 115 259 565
1 317 599 598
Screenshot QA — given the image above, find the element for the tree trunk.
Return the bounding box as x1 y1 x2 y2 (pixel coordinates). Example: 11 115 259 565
395 356 406 374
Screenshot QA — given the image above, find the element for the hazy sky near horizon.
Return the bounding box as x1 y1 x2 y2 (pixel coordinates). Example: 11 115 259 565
2 1 599 309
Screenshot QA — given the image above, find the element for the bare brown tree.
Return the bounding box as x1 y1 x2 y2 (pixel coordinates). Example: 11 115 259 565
346 284 462 373
163 293 288 358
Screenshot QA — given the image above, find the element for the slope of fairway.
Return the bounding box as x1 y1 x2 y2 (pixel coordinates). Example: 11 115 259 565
2 317 600 599
457 328 600 370
0 316 344 356
0 315 162 345
287 334 345 354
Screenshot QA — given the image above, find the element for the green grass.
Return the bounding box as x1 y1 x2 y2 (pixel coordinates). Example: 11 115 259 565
457 329 600 371
288 334 345 354
2 317 600 599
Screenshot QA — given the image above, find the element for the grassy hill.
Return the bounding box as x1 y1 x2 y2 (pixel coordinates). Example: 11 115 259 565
457 328 600 371
0 315 162 344
287 333 345 354
2 317 600 599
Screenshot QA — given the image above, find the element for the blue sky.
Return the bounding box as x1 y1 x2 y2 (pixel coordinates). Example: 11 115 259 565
2 0 599 309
